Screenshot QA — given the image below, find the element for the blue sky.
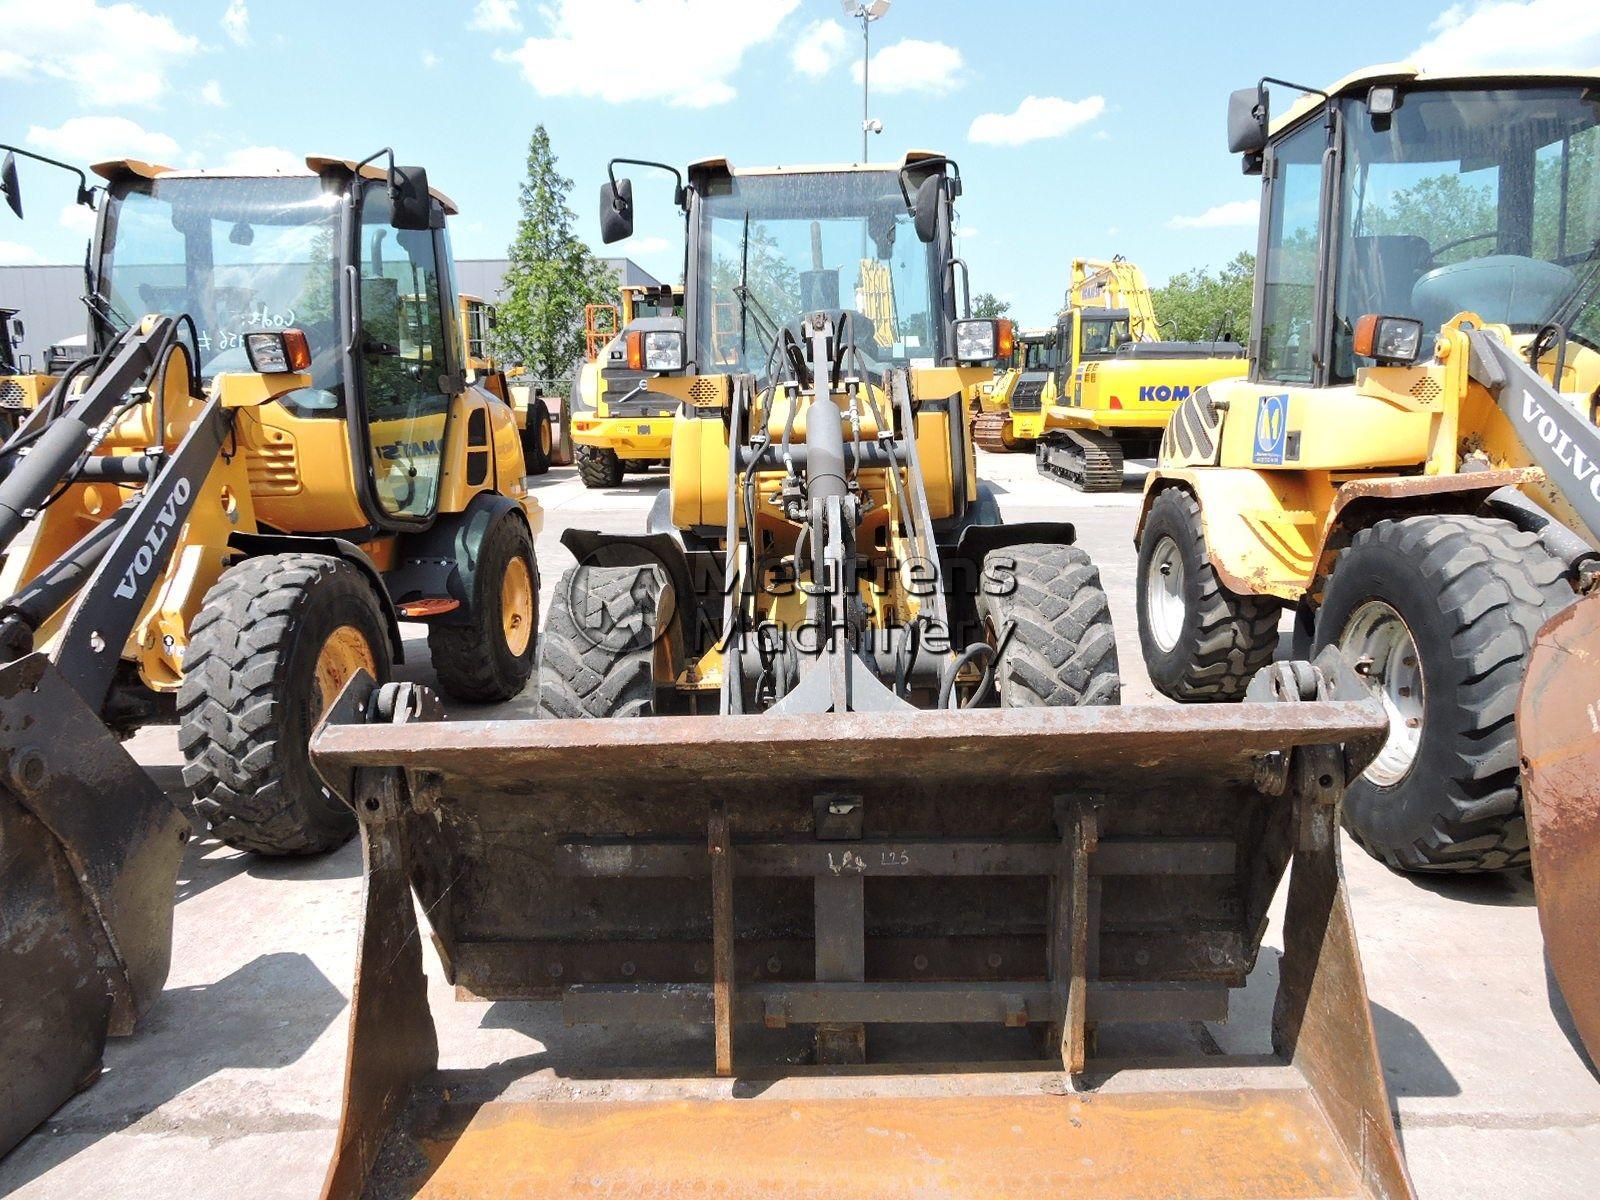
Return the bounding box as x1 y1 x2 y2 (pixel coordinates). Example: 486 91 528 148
3 0 1598 323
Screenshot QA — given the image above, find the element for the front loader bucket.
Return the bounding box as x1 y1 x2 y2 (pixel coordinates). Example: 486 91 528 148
0 653 190 1156
1522 590 1600 1065
313 671 1413 1200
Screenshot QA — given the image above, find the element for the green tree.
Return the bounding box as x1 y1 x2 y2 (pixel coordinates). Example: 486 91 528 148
1152 252 1254 341
972 292 1011 319
495 126 616 384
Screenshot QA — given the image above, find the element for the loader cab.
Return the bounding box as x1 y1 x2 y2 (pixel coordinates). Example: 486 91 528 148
682 159 961 377
93 163 468 529
1242 72 1600 388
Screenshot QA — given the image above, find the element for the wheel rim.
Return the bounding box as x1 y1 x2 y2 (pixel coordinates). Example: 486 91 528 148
1144 536 1186 653
314 625 377 716
1339 600 1425 787
539 420 553 456
501 555 535 657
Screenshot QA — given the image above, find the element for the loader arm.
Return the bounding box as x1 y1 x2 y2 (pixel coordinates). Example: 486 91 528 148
1468 329 1600 1067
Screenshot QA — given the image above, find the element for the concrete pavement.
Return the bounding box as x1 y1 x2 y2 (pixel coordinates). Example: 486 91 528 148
2 449 1596 1198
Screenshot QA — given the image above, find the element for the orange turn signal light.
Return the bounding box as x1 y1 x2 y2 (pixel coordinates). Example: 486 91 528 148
626 331 644 372
995 319 1015 362
281 328 311 373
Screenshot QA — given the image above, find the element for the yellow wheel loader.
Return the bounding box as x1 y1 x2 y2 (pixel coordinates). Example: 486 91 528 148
0 308 59 438
569 280 686 487
1137 68 1600 881
308 152 1415 1200
0 150 541 1156
458 292 554 474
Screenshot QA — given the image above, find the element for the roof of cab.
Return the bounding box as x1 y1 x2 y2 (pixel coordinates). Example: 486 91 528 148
90 156 460 215
685 150 948 178
1272 63 1600 132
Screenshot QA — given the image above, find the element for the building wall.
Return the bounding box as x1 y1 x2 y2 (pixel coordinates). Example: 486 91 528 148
0 257 661 368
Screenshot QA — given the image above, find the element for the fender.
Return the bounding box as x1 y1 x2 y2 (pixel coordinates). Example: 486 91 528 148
226 531 404 661
558 525 713 664
385 491 533 629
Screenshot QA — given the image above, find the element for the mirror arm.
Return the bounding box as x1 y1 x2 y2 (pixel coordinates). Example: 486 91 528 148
1258 77 1332 124
352 146 399 202
608 158 688 213
897 156 961 213
0 144 97 208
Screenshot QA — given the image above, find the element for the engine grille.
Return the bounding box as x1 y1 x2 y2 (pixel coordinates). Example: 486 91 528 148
0 380 26 410
248 439 301 495
1011 378 1046 413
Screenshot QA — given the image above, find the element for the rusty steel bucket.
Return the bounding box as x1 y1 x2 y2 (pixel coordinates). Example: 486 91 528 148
311 664 1414 1200
1522 590 1600 1066
0 654 190 1156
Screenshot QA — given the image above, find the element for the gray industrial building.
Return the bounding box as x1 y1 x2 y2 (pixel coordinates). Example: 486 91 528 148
0 256 661 368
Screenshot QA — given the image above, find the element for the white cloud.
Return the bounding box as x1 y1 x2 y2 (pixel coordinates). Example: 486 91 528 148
497 0 798 108
851 38 964 96
470 0 521 33
210 146 305 175
955 226 979 240
0 0 200 106
0 242 44 265
421 51 440 70
222 0 249 44
28 116 180 164
1412 0 1600 72
968 95 1106 147
792 19 847 78
1167 199 1261 230
60 202 96 235
200 79 226 107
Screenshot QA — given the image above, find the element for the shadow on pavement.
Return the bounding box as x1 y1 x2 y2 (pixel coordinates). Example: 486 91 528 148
1403 866 1536 908
1545 953 1600 1081
0 952 344 1192
175 833 360 905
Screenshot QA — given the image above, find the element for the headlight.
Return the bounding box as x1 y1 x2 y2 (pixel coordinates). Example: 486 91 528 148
245 329 311 374
954 319 998 364
1353 314 1424 366
627 330 684 373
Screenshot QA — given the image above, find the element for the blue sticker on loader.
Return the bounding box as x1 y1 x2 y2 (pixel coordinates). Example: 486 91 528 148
1253 394 1288 465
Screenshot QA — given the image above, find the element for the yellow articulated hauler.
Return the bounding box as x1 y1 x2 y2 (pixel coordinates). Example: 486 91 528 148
308 152 1415 1200
1138 66 1600 874
976 257 1247 491
0 151 542 1154
569 281 686 487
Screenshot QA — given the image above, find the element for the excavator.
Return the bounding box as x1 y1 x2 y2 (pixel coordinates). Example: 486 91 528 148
308 151 1416 1199
975 257 1247 490
0 149 541 1156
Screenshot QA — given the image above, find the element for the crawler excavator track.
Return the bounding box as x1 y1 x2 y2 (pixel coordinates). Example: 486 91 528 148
1037 427 1125 492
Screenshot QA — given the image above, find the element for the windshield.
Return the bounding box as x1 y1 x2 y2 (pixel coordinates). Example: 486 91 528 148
1334 86 1600 377
696 170 941 375
1020 337 1054 370
103 175 344 399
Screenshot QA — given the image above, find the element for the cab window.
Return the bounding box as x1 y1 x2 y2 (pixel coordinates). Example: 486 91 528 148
358 186 452 519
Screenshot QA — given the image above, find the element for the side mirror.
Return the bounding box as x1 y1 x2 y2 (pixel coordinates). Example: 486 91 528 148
390 165 434 231
1227 86 1269 155
2 152 21 220
9 318 24 346
600 178 634 244
912 174 942 244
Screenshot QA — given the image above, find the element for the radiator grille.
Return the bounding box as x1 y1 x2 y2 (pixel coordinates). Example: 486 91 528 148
248 439 301 495
1011 378 1046 413
0 381 25 410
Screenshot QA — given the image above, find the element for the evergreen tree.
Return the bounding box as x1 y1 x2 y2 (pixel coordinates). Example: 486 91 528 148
495 126 615 384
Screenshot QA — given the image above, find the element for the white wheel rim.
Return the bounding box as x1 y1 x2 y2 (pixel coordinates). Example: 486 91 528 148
1145 536 1186 653
1339 600 1425 787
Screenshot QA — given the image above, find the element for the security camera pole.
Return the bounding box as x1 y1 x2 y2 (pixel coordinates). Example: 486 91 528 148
842 0 891 162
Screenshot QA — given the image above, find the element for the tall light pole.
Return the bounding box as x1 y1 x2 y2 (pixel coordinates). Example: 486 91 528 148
842 0 891 162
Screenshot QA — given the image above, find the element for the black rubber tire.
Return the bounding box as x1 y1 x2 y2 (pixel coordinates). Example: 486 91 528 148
179 554 392 855
537 563 667 718
521 397 553 476
979 544 1120 707
576 444 624 489
427 514 539 703
1137 487 1281 701
1314 514 1572 872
